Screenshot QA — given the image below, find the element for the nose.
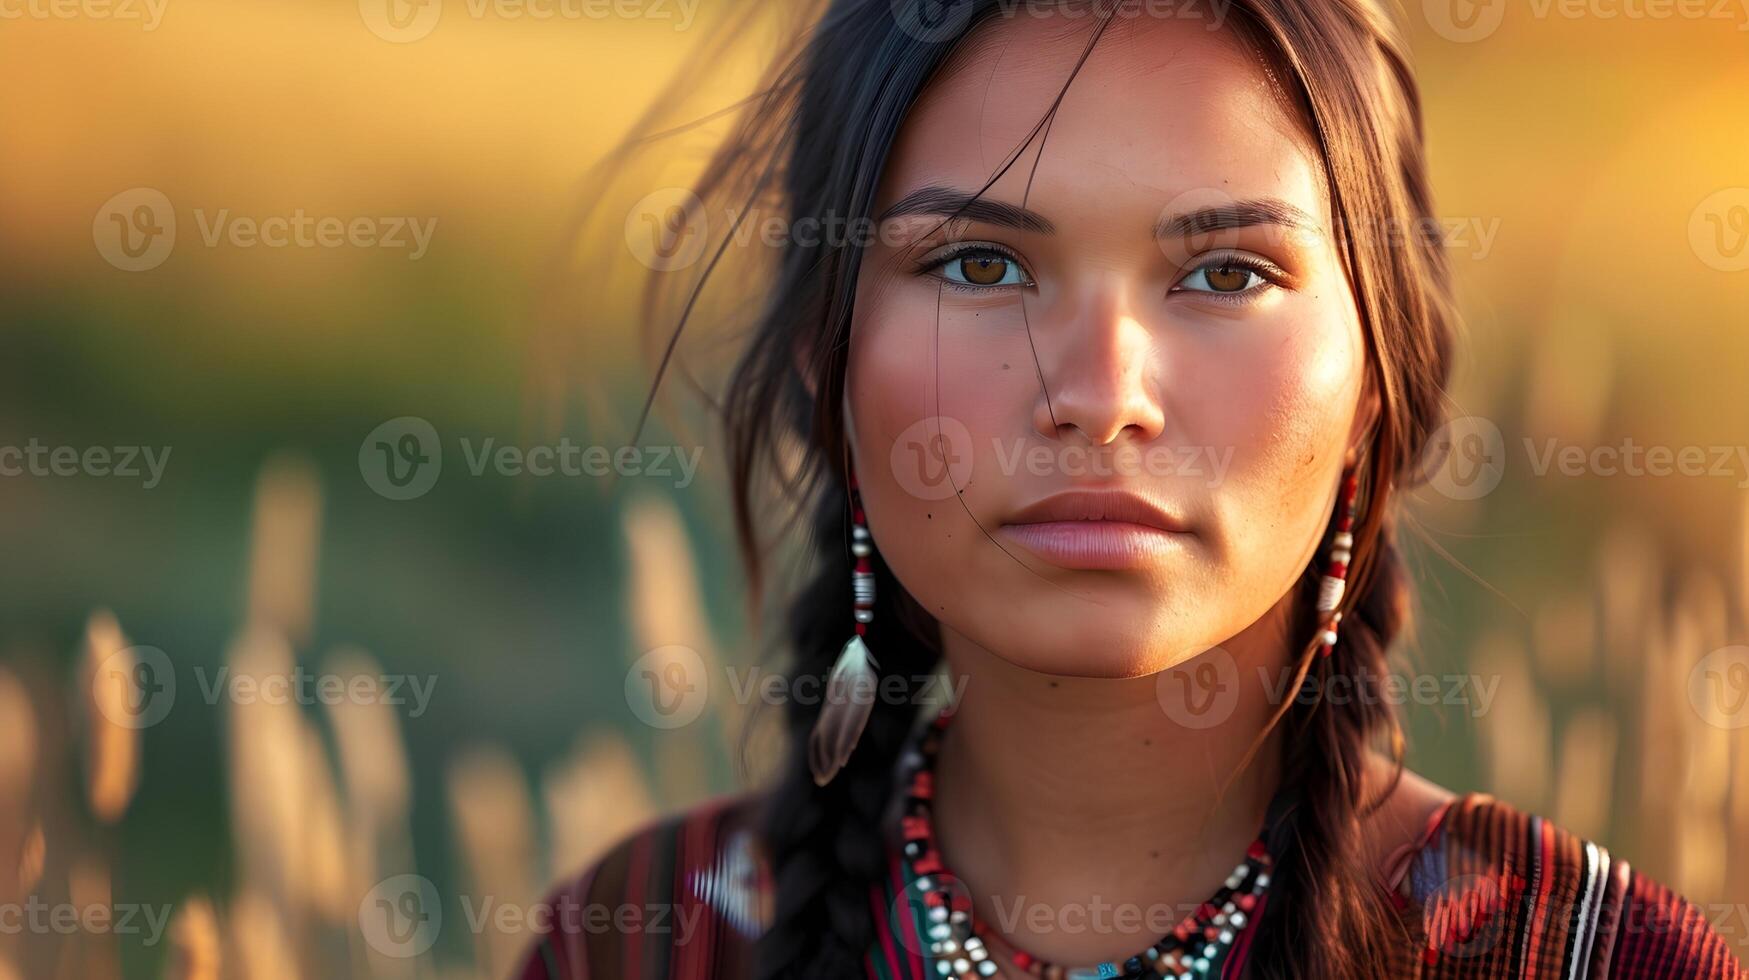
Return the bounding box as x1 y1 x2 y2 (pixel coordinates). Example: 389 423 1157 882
1031 282 1167 447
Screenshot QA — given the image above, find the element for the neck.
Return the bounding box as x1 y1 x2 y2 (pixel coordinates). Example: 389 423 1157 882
928 600 1297 967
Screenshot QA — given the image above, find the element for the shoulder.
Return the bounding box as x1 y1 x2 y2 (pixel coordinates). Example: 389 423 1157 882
513 792 773 980
1387 792 1744 978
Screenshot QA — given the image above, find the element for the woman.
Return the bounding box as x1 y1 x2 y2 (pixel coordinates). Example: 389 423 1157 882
520 0 1743 976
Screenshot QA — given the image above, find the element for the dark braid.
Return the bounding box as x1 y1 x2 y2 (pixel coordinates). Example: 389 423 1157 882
753 488 942 978
1248 517 1417 979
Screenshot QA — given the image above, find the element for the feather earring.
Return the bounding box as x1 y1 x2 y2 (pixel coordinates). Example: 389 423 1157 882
808 472 881 787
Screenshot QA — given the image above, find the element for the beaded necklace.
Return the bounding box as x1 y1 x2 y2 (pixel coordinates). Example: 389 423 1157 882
898 709 1276 980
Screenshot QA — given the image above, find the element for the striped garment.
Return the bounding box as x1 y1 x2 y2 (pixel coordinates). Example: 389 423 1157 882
515 792 1745 979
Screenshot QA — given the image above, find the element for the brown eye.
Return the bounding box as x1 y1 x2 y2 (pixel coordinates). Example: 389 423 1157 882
932 247 1028 288
1204 264 1251 292
958 254 1010 286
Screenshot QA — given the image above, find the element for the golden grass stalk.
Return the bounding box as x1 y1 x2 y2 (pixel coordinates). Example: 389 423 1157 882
0 666 37 915
68 855 116 980
1531 592 1596 690
1597 523 1659 693
80 611 138 824
447 746 536 978
17 823 44 895
623 494 733 807
244 455 322 645
1672 578 1731 902
164 895 221 980
297 723 351 924
1551 709 1616 841
542 733 655 879
0 667 35 815
322 647 414 941
1473 632 1550 813
323 649 412 834
224 628 309 913
227 890 299 980
1636 599 1688 883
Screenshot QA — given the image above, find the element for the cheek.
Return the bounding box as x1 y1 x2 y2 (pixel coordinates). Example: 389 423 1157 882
844 279 1038 507
1183 293 1365 563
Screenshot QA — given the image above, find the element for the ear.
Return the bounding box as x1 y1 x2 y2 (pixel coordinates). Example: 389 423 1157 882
1345 367 1382 468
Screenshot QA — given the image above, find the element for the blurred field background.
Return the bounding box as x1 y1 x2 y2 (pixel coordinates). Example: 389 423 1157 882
2 0 1748 976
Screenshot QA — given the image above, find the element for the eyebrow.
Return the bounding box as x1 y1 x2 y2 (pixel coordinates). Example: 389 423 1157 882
877 185 1316 240
877 185 1055 234
1154 198 1317 238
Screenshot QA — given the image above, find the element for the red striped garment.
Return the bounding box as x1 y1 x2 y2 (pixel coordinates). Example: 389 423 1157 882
514 792 1746 979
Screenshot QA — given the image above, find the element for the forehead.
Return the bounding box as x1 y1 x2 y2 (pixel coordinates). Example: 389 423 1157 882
877 9 1329 228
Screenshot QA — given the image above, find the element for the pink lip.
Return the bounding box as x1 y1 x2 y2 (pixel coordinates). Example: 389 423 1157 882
999 490 1190 570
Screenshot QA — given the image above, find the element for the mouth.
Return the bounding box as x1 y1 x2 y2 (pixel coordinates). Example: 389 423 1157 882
998 489 1191 570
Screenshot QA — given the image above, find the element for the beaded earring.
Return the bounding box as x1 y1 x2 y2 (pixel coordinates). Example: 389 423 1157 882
1315 468 1361 657
807 471 880 786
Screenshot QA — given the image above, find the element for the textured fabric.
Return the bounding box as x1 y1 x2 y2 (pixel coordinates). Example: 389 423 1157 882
514 791 1745 979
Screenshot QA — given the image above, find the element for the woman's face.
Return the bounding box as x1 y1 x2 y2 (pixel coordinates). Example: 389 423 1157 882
846 11 1372 678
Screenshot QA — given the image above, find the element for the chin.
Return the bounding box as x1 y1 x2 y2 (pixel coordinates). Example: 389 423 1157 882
955 591 1216 680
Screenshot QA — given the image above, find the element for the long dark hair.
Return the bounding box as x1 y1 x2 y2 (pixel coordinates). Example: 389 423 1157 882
587 0 1457 975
